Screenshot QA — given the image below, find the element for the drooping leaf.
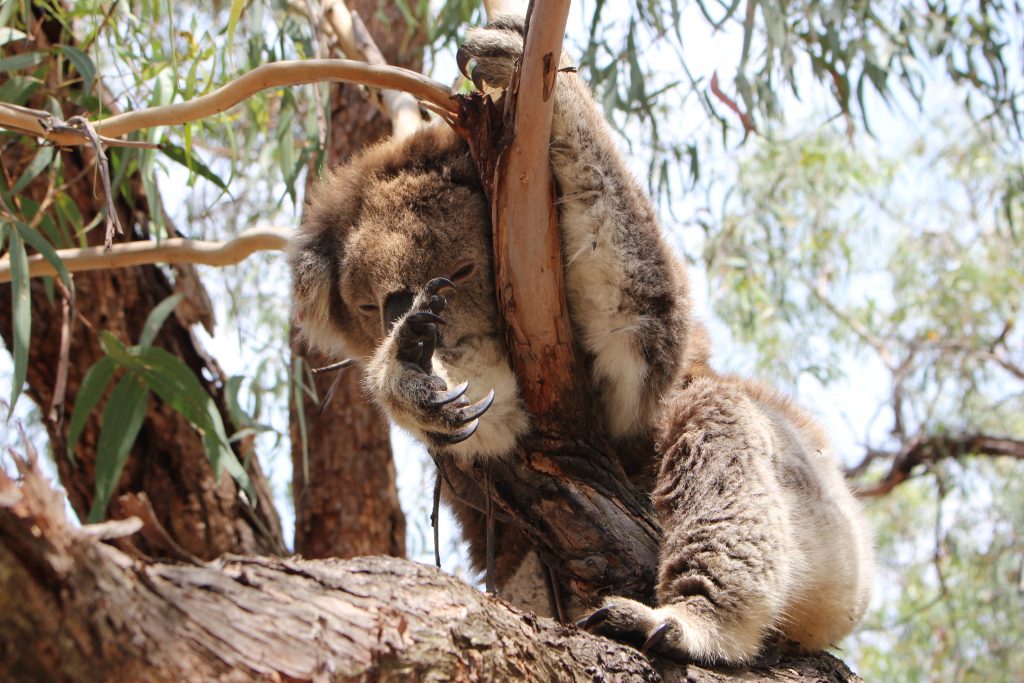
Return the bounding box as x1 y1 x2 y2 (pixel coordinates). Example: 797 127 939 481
57 44 96 94
98 332 256 501
66 356 117 461
7 230 30 416
226 0 244 50
138 293 184 347
159 141 230 192
0 51 45 72
9 146 54 196
87 373 149 523
14 220 71 291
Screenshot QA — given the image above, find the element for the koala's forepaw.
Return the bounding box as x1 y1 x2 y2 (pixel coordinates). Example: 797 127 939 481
457 15 525 91
577 597 691 661
394 277 495 446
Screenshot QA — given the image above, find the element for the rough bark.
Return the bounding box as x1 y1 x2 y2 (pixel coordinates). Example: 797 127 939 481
289 0 426 559
0 456 862 683
0 6 283 558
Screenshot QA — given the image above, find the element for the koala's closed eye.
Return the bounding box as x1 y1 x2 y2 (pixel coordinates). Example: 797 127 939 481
449 262 475 284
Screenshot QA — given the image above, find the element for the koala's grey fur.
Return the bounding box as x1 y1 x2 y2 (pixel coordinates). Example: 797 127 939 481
289 15 873 665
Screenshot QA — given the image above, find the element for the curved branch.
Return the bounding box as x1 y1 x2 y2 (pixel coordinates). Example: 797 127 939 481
0 60 454 146
853 434 1024 497
0 227 290 283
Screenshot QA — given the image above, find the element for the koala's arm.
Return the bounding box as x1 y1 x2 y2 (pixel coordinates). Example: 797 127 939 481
462 17 694 437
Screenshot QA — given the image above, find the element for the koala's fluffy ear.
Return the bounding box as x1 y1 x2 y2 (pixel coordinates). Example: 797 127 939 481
288 161 366 356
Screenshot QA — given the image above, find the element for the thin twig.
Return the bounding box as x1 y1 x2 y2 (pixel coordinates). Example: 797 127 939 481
47 280 74 427
0 227 291 283
63 116 123 249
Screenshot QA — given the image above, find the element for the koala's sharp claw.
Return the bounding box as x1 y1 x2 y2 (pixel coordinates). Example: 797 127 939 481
456 46 472 80
406 311 447 328
454 389 495 424
427 380 469 407
641 622 672 655
425 276 456 295
577 607 610 631
442 419 479 444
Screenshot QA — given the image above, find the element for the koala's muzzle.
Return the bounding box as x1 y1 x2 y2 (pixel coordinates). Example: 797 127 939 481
383 290 415 332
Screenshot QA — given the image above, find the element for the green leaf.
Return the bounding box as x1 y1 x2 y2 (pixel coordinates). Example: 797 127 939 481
138 293 183 347
98 333 256 502
0 51 45 72
226 0 244 50
7 230 30 416
87 373 149 523
159 141 229 192
9 145 54 195
14 221 70 291
66 356 117 461
57 45 96 94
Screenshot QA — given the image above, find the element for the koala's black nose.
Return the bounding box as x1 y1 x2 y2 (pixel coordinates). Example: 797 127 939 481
383 290 415 332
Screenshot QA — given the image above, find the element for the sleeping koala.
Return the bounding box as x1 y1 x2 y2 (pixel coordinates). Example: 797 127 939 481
289 15 873 664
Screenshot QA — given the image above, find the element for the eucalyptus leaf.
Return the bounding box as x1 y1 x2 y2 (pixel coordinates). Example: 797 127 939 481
6 230 30 416
57 44 96 94
87 373 149 523
159 141 230 192
14 220 71 291
138 293 184 347
10 146 54 196
66 356 117 461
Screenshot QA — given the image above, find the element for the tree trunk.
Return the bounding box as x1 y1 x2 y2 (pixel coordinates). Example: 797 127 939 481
0 4 283 558
0 456 862 683
289 0 426 559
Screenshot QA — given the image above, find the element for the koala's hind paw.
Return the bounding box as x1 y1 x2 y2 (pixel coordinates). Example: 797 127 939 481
577 597 696 661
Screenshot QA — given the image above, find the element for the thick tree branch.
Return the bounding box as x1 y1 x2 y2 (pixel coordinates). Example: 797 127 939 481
0 60 453 146
853 433 1024 497
0 455 861 682
491 0 578 421
0 227 290 283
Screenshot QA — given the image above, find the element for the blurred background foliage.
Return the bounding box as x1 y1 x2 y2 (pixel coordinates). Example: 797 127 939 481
1 0 1022 679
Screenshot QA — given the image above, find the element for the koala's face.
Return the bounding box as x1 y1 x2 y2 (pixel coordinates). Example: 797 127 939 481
290 125 498 364
339 171 497 361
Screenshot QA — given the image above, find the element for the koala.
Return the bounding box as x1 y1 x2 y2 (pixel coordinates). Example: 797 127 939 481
289 15 873 665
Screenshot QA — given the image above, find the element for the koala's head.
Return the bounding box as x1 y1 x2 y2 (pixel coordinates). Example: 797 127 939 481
289 124 497 361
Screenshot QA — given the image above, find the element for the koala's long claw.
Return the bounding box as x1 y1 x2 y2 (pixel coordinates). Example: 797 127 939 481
424 277 456 295
427 380 469 407
440 419 479 444
453 389 495 424
456 46 472 80
406 311 447 328
641 622 672 655
577 607 610 631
